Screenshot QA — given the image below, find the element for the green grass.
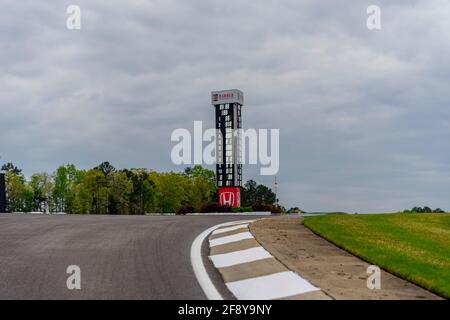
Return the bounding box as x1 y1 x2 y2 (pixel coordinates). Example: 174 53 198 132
304 213 450 298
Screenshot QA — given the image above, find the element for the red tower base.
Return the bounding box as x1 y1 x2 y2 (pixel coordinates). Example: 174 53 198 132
218 187 241 208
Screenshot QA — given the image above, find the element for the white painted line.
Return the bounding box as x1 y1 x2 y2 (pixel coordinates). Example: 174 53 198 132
187 212 271 216
209 246 273 268
212 224 249 235
212 220 254 226
190 220 256 300
209 232 254 247
226 271 320 300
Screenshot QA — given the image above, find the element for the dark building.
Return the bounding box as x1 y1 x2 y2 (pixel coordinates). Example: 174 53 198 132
211 89 244 207
0 173 6 213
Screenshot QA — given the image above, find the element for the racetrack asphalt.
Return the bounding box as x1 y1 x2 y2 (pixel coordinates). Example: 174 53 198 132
0 214 259 300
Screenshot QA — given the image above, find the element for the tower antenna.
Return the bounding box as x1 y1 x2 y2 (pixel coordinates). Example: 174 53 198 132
274 176 278 208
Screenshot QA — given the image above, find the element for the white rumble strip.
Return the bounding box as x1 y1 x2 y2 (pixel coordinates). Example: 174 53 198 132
211 223 249 235
210 246 272 268
226 271 319 300
207 222 321 300
209 231 254 247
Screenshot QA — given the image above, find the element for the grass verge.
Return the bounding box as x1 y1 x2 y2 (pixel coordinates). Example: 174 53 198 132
304 213 450 298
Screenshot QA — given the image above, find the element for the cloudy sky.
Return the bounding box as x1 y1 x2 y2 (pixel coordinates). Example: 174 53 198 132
1 0 449 212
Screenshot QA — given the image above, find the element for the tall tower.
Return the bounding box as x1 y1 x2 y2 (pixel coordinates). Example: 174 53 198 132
211 89 243 208
0 173 6 213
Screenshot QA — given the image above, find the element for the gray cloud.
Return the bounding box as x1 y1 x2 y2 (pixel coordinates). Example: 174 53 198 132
1 0 449 212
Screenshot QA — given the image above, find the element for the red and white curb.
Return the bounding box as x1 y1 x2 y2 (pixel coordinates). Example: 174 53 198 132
191 220 321 300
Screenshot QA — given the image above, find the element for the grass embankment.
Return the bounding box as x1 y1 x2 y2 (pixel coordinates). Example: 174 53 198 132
304 213 450 298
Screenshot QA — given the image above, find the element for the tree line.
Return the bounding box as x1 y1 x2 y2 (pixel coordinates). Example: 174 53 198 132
1 162 280 214
402 206 445 214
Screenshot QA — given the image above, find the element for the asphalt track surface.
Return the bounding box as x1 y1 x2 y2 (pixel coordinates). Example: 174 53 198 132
0 214 260 300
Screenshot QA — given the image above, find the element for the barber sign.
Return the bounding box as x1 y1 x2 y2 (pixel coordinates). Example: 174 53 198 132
211 89 244 105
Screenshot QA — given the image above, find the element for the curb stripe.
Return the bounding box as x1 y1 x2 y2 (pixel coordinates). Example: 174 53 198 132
212 224 249 235
210 238 261 255
209 246 273 268
209 231 254 247
226 271 320 300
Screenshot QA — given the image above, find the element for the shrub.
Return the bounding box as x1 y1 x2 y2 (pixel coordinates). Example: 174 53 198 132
271 205 283 214
287 207 304 214
232 206 253 213
176 204 195 215
199 203 233 213
404 206 446 214
252 203 282 214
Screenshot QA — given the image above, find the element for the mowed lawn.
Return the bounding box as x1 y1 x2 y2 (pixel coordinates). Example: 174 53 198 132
304 213 450 298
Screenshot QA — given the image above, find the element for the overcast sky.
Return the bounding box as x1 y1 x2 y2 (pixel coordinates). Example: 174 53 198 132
1 0 449 212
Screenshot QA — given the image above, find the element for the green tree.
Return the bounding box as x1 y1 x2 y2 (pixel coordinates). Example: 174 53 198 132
184 165 216 184
83 169 109 214
184 166 216 210
53 164 83 213
124 169 155 214
153 172 190 213
70 170 92 214
5 171 33 212
108 171 133 214
1 162 23 177
94 161 116 176
287 207 303 214
53 166 69 212
241 180 276 207
30 173 53 212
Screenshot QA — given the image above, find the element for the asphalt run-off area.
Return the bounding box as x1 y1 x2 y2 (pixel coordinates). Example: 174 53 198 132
0 214 263 300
